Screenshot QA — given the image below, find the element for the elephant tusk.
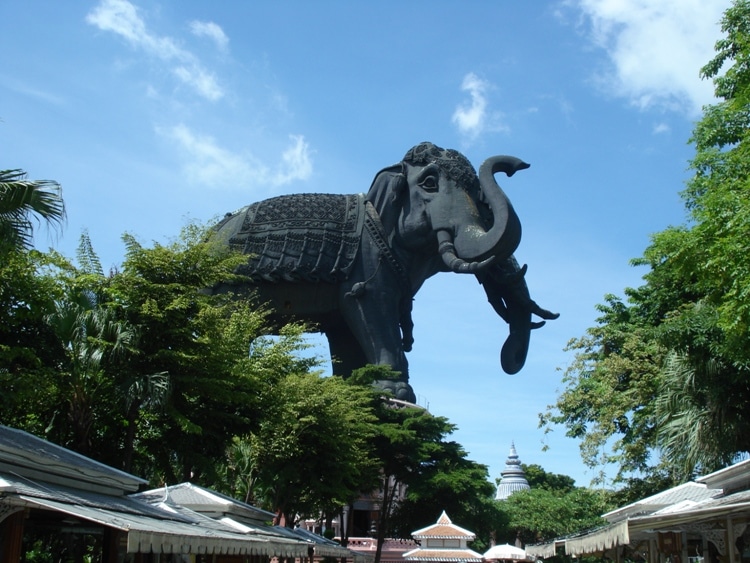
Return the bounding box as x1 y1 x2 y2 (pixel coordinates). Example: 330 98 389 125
437 230 496 273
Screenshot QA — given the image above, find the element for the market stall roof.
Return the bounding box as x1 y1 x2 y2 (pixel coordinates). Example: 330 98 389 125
134 481 369 562
531 473 750 559
16 494 307 556
403 511 482 563
0 425 316 557
697 458 750 494
0 424 145 496
402 547 483 562
1 471 309 557
602 482 719 523
133 482 274 525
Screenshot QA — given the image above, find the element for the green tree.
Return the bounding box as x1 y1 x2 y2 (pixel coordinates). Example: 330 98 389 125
237 371 379 527
0 169 65 254
543 0 750 483
499 487 610 546
521 464 575 493
105 223 316 483
0 169 66 434
540 295 665 483
45 282 136 455
0 249 64 435
648 0 750 475
347 365 503 559
390 447 504 552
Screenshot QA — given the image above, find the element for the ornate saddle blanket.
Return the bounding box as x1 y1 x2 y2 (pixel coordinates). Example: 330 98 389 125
218 193 365 283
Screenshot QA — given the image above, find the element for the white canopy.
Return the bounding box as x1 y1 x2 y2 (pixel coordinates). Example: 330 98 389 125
483 543 529 561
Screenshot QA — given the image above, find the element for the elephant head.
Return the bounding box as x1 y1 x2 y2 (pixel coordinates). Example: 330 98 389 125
366 142 558 377
367 142 528 274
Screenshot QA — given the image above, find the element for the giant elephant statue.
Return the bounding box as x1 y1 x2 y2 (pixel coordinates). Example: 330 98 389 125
211 142 558 403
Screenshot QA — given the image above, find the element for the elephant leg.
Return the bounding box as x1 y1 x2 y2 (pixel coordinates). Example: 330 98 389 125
325 323 369 379
341 290 416 403
399 296 414 352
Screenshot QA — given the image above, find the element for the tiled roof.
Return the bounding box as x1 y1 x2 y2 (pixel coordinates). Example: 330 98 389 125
0 471 186 522
0 425 145 494
403 548 483 561
603 482 720 522
411 511 475 539
134 482 275 523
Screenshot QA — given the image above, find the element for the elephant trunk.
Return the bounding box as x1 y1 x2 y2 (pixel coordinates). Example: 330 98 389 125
451 156 526 265
478 259 560 374
437 230 497 272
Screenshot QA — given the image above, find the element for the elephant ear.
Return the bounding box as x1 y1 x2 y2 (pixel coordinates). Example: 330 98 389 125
365 163 406 220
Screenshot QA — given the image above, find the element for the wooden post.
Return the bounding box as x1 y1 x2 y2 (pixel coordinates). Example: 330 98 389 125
0 510 26 563
681 531 689 563
727 517 736 563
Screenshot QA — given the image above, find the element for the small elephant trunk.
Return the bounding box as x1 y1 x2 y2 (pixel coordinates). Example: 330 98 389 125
477 258 558 375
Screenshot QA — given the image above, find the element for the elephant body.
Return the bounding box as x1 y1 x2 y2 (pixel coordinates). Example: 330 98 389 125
212 143 558 402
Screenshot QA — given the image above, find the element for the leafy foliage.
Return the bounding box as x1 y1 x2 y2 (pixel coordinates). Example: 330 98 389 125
239 372 379 526
104 224 315 483
522 464 576 493
346 366 504 556
499 487 610 545
3 199 587 549
496 464 610 546
540 295 665 482
542 0 750 483
0 169 65 253
0 249 64 434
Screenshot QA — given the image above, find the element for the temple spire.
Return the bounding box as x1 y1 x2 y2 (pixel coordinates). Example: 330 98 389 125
494 442 530 500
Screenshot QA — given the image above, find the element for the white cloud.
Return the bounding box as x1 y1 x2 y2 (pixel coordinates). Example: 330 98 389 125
571 0 730 116
1 75 66 106
277 135 314 185
189 20 229 52
452 73 489 139
451 73 509 142
172 65 223 101
158 124 313 189
86 0 223 101
653 122 670 134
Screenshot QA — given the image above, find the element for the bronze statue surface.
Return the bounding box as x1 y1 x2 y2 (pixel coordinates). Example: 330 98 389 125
212 142 558 402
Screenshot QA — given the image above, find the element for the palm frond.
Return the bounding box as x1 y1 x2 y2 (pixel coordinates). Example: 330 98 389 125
76 231 103 276
0 169 66 251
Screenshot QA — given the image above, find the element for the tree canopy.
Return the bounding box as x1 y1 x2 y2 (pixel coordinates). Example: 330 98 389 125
499 486 609 546
237 371 380 527
542 0 750 484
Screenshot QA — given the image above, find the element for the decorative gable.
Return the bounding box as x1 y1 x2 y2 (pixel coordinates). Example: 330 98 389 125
404 511 483 563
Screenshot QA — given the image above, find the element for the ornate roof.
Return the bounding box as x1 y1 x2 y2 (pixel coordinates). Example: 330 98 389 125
402 548 483 562
495 442 530 501
404 511 482 562
411 511 476 539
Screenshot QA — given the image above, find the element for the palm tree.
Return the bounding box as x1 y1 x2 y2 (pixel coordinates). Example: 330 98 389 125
655 349 748 479
0 169 65 252
46 289 137 455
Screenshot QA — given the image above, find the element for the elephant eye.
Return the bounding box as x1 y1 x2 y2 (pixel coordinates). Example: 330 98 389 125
419 175 438 192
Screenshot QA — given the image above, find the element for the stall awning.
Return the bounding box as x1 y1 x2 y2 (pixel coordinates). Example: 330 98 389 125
14 495 310 557
525 541 558 559
565 520 630 556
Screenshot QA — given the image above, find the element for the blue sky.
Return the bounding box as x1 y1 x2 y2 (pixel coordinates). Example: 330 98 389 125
1 0 731 487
